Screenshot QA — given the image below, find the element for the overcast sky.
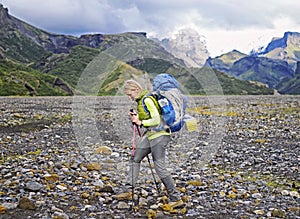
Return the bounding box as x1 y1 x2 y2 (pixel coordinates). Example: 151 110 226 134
1 0 300 57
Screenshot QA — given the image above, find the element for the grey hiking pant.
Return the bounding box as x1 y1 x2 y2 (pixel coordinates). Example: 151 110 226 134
127 135 180 201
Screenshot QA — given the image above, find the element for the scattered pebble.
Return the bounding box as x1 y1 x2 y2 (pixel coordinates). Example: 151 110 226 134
0 96 299 218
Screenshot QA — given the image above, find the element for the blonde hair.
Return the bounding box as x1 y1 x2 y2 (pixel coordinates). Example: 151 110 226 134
124 79 143 94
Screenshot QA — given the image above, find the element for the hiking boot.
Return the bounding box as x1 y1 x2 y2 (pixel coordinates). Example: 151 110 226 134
169 199 184 208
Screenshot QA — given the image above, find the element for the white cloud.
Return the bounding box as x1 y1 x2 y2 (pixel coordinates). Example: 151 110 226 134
1 0 300 56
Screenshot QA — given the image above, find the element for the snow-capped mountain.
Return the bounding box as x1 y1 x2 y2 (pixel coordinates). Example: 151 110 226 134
155 28 209 67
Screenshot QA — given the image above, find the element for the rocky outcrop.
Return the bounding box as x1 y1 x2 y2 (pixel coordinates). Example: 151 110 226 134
158 28 209 67
79 34 105 48
53 77 73 95
0 4 10 26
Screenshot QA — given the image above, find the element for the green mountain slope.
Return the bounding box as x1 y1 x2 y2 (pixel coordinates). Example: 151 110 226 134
0 60 72 96
276 61 300 94
36 46 101 88
230 56 294 89
211 68 273 95
0 4 277 96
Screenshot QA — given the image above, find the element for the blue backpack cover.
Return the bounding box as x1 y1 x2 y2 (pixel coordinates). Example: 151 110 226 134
143 73 187 132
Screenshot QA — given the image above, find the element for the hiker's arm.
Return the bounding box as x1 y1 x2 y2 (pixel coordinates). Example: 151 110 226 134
141 97 160 127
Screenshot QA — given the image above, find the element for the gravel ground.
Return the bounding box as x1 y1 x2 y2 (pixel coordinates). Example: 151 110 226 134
0 95 299 219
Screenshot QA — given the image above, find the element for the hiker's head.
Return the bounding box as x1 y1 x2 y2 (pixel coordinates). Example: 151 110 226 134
124 79 143 100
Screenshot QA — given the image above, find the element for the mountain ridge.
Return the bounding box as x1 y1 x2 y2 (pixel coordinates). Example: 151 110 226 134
0 4 282 96
256 32 300 56
206 31 300 94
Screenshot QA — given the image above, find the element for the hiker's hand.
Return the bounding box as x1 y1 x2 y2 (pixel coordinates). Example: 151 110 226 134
130 113 142 126
129 110 137 116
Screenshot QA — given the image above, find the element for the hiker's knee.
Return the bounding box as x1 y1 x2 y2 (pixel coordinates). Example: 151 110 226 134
154 160 170 179
156 168 170 179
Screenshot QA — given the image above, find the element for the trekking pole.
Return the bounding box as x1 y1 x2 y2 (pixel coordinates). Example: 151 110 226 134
135 125 161 194
131 123 136 211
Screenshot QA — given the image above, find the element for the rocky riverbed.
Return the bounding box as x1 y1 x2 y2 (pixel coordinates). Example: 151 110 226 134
0 95 299 219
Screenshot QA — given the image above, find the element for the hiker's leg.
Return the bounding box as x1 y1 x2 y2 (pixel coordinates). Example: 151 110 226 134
150 135 181 201
160 175 181 201
127 136 151 186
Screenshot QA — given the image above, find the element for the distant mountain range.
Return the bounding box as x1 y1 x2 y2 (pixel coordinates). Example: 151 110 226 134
205 32 300 94
1 4 298 96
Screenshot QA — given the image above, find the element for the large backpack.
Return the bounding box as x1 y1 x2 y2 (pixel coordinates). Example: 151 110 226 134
143 73 187 132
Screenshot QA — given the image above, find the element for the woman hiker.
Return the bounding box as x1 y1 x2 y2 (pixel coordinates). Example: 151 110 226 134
123 79 183 208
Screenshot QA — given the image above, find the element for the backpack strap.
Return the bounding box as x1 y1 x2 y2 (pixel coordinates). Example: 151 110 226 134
142 94 161 116
142 94 166 132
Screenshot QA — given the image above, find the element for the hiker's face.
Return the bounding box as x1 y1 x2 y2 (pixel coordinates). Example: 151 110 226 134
127 93 135 101
126 90 138 101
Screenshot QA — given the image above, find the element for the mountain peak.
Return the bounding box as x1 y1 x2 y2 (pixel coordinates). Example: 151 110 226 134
249 31 300 71
283 31 300 37
0 4 7 11
260 31 300 54
0 4 11 24
158 28 209 67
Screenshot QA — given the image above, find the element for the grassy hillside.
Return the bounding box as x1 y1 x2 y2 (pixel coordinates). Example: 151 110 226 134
1 31 50 63
98 62 147 96
0 60 71 96
212 69 274 95
42 46 100 88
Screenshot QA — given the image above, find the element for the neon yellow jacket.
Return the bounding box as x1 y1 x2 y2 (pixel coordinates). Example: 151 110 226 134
136 90 170 140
